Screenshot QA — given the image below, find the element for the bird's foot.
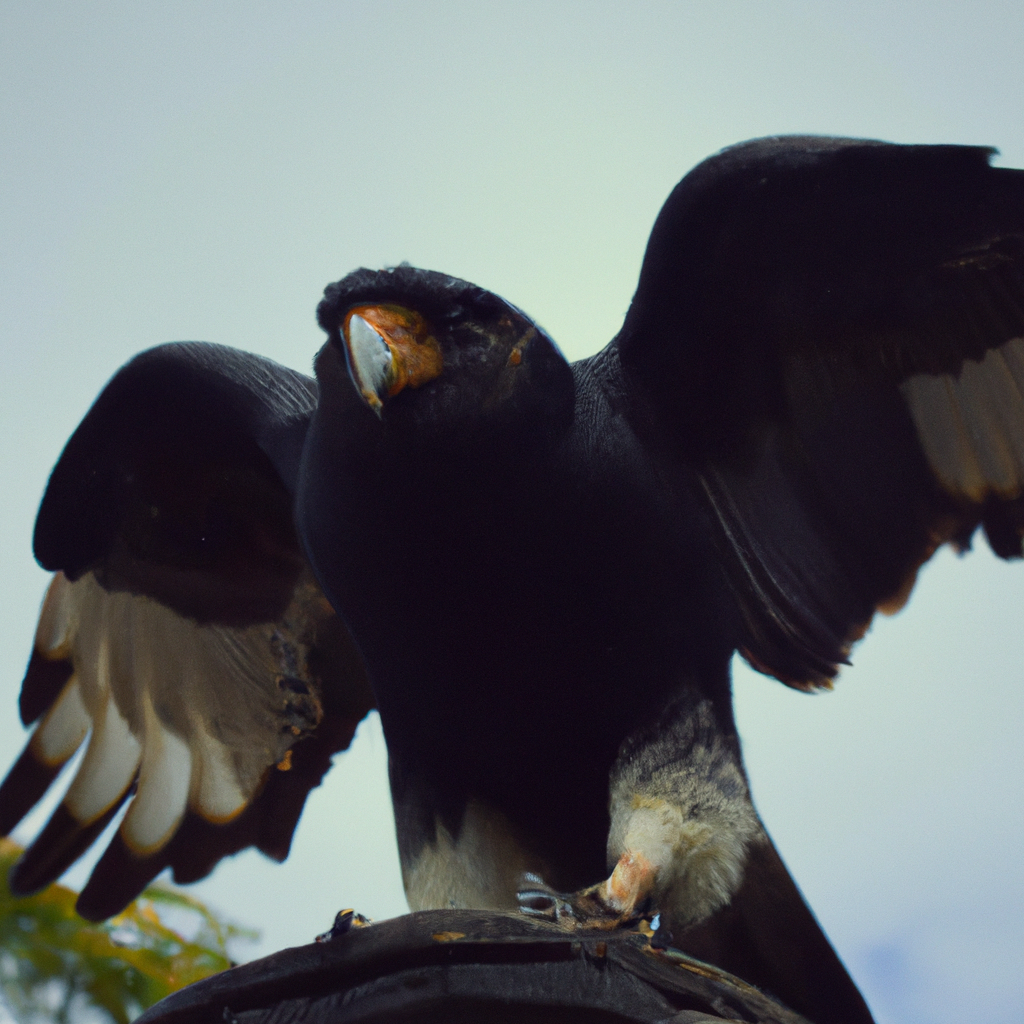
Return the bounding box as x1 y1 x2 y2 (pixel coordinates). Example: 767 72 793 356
516 851 658 930
315 908 371 942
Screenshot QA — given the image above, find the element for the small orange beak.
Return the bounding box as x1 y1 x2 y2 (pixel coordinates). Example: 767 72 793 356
342 304 443 413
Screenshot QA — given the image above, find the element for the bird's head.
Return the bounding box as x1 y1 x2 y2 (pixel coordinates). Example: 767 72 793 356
314 266 574 449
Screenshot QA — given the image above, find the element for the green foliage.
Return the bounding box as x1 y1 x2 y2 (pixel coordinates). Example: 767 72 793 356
0 838 256 1024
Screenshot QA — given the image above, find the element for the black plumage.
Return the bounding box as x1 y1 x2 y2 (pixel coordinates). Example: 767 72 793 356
5 136 1024 1024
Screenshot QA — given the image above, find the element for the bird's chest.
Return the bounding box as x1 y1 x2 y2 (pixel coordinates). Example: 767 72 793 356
304 433 721 776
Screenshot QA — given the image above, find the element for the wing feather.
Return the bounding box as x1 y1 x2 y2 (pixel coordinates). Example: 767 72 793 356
902 336 1024 501
616 136 1024 686
0 343 374 917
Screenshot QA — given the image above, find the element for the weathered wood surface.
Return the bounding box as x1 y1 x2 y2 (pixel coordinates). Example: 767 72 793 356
137 910 813 1024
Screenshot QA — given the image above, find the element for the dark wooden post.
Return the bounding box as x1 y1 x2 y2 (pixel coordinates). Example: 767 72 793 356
137 909 812 1024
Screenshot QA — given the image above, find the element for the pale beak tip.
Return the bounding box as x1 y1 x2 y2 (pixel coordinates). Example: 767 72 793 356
344 313 393 412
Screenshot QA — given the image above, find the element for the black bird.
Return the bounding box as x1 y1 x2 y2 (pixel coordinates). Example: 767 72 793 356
5 136 1024 1024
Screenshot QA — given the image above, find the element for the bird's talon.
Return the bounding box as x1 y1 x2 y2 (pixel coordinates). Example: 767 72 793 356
516 881 577 922
517 890 558 916
516 875 646 931
315 908 370 942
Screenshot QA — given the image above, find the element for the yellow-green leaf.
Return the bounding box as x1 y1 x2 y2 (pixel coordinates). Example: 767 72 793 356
0 837 256 1023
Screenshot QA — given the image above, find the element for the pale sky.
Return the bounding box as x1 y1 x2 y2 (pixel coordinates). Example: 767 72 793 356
2 4 1022 1023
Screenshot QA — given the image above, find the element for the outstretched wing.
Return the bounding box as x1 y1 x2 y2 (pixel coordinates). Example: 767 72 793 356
0 343 374 918
615 136 1024 688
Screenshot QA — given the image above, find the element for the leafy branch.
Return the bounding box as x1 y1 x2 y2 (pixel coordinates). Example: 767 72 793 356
0 838 256 1024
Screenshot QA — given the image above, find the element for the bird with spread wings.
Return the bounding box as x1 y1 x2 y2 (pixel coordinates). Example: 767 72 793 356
4 136 1024 1024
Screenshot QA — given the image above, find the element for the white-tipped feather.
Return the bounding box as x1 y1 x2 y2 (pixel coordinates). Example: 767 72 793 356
34 571 77 656
192 729 248 822
122 699 192 854
999 332 1024 392
902 336 1024 500
956 347 1024 491
33 678 90 766
26 570 327 854
64 690 141 823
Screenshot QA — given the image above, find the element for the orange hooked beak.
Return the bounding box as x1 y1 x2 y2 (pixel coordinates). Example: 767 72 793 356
342 304 444 414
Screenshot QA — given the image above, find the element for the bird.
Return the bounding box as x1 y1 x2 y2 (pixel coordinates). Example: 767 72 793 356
4 134 1024 1024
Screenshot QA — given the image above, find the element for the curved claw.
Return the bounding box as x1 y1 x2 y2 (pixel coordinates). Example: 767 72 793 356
315 908 371 942
515 867 651 931
516 874 575 922
517 889 564 919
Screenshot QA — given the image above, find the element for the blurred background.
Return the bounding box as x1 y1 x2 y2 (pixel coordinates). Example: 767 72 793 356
1 3 1022 1022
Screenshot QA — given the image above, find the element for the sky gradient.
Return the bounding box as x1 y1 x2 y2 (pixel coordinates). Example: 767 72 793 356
2 4 1022 1022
